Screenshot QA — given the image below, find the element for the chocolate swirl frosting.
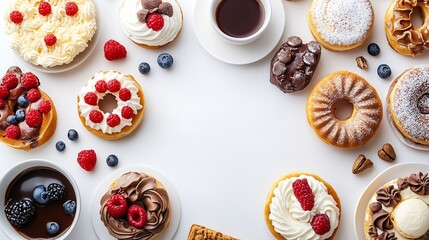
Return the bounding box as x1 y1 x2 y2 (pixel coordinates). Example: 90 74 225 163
408 172 429 195
368 225 378 237
100 172 170 240
388 0 429 55
376 185 401 207
372 209 394 230
377 231 397 240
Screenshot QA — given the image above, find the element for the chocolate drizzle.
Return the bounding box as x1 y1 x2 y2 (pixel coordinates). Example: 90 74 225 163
376 185 401 207
408 172 429 195
372 209 394 230
137 0 173 24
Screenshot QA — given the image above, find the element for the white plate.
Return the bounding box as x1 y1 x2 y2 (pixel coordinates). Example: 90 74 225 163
91 166 181 240
193 0 285 65
354 162 429 239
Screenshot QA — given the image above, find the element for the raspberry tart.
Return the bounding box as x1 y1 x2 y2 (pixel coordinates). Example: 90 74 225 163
0 66 56 150
77 70 145 140
264 173 341 239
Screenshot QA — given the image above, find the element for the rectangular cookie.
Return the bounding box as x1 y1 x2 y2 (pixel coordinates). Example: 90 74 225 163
187 224 238 240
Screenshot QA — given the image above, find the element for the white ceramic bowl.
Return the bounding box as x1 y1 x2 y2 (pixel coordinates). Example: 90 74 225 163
0 159 81 240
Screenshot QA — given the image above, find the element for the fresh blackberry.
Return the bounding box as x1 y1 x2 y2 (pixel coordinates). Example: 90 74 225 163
47 183 65 201
4 199 36 226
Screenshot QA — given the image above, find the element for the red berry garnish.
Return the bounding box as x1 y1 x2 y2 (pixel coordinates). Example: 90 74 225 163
104 39 127 61
65 2 79 16
292 178 315 211
127 205 147 228
10 11 23 24
106 194 128 218
146 13 164 31
84 92 98 105
44 34 57 46
21 72 40 89
0 86 10 99
89 110 103 123
77 149 97 171
107 79 121 92
0 99 6 109
311 214 331 235
27 88 41 102
25 109 42 128
95 80 107 93
5 125 20 139
2 73 18 89
121 106 134 119
119 88 131 101
38 2 52 16
38 100 52 113
106 114 120 127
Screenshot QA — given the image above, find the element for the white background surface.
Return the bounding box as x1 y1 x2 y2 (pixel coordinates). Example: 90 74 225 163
0 0 429 239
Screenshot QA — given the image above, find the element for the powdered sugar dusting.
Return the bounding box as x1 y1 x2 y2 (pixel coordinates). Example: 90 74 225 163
310 0 373 46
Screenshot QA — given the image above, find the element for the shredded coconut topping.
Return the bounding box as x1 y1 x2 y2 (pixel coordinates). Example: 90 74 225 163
310 0 373 46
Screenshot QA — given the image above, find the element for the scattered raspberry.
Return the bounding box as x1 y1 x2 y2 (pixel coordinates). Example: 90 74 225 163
95 80 107 93
107 114 120 127
2 73 18 89
27 88 41 103
84 92 98 105
119 88 131 101
38 100 52 113
0 99 5 109
89 110 103 123
104 40 127 61
106 194 128 218
25 109 42 128
311 214 331 235
0 86 10 99
5 125 20 139
121 106 134 119
107 79 121 92
21 72 40 89
146 13 164 31
10 11 23 24
127 205 147 228
44 34 57 46
65 2 79 16
292 178 315 211
77 149 97 171
38 2 52 16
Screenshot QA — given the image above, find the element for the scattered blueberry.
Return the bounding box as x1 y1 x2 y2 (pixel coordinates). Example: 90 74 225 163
157 53 173 69
367 43 380 56
4 199 36 226
67 129 78 141
138 62 150 74
377 64 392 79
46 222 60 235
15 109 25 122
17 94 29 108
106 154 119 167
32 185 49 205
63 200 76 215
6 115 18 125
47 183 66 201
55 141 66 152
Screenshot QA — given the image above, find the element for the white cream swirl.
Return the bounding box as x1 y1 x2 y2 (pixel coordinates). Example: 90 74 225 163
4 0 97 68
269 175 340 239
78 70 143 134
119 0 182 47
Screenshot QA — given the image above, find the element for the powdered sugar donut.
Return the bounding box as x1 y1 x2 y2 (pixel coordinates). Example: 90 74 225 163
308 0 374 51
77 70 145 140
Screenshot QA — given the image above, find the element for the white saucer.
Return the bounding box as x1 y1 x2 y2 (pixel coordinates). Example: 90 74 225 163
193 0 285 65
354 162 429 239
91 166 181 240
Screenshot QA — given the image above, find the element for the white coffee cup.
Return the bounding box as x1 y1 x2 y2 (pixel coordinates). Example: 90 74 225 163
210 0 271 45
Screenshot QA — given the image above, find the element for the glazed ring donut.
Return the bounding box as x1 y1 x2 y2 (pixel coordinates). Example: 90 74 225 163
308 0 374 51
385 0 429 56
77 70 145 140
306 71 383 148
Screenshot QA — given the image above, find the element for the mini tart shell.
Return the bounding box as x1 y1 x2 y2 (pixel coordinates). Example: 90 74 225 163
77 71 145 140
0 90 57 151
264 172 341 240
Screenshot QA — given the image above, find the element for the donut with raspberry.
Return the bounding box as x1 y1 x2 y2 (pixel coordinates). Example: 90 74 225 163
0 66 57 150
77 70 145 140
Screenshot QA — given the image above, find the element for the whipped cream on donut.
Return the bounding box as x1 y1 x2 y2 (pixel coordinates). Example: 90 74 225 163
119 0 182 47
4 0 97 68
269 175 340 239
78 71 143 134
